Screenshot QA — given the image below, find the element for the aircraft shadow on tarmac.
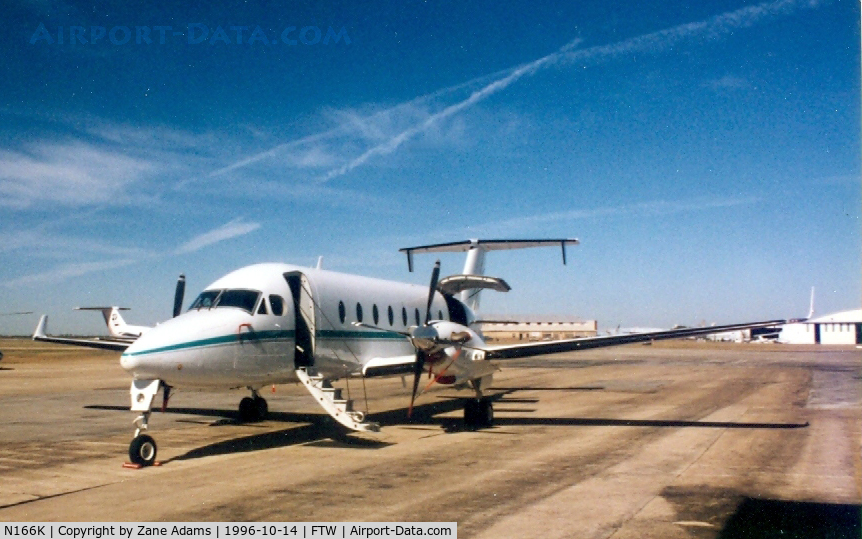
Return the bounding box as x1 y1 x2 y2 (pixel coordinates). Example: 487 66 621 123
717 497 861 538
85 390 807 463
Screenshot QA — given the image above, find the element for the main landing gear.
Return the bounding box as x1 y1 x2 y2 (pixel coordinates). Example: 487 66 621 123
464 398 494 428
463 378 494 429
238 389 268 422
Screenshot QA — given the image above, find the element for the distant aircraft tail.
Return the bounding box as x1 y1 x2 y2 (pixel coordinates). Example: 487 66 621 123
807 287 815 320
75 306 148 339
399 239 579 311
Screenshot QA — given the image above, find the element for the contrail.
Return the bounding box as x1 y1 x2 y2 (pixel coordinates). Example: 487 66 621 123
319 0 820 183
318 38 583 182
206 68 510 179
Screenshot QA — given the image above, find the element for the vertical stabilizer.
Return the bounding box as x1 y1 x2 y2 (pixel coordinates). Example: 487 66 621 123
399 238 579 311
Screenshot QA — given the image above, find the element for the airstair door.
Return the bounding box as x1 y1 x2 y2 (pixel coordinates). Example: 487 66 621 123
285 272 316 368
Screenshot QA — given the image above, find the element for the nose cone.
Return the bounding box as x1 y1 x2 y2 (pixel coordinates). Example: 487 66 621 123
120 315 191 378
120 308 253 383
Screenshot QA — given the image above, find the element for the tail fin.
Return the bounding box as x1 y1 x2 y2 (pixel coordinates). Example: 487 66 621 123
399 239 579 311
807 287 815 320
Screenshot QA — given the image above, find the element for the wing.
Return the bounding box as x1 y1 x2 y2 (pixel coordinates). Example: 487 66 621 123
32 315 131 352
484 319 785 360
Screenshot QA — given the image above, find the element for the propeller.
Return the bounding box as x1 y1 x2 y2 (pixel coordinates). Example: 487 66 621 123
351 260 483 417
409 261 441 417
172 274 186 318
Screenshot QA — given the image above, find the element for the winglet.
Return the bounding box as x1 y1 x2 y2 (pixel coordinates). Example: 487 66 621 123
33 315 48 339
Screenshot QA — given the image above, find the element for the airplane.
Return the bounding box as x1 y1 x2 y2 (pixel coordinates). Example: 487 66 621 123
32 238 784 467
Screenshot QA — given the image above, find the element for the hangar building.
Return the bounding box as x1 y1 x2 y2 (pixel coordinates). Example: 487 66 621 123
778 308 862 345
477 315 598 343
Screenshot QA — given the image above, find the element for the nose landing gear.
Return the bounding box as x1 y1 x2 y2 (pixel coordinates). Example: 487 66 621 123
129 428 157 466
127 379 162 467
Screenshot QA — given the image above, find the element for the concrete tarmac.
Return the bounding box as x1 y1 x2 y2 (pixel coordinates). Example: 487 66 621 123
0 338 859 537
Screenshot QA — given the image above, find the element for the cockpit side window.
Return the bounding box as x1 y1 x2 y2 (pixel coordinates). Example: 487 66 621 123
216 289 261 313
190 290 221 310
269 295 285 316
257 297 268 315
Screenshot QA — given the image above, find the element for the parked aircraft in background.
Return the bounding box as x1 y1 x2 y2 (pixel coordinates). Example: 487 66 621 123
34 239 783 466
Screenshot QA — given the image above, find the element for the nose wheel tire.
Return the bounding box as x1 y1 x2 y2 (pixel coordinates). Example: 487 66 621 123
129 434 157 466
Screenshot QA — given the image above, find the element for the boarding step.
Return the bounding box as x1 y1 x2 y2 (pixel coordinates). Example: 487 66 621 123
295 367 379 433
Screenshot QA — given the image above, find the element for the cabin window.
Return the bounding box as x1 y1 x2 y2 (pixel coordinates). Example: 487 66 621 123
216 290 261 314
356 303 363 323
414 308 421 326
402 307 408 326
257 298 268 315
338 301 346 324
388 306 394 326
372 304 379 325
269 295 285 316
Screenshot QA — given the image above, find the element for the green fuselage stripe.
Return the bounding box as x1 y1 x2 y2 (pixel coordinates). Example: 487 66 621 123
122 329 406 357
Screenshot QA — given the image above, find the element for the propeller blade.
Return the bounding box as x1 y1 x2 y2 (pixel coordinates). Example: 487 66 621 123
408 350 425 418
160 383 172 412
424 261 441 324
172 274 186 318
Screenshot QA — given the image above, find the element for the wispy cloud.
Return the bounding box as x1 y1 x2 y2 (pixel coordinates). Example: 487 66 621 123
0 228 152 259
3 217 261 286
174 218 261 254
465 196 763 236
0 141 154 208
2 258 139 288
703 74 750 91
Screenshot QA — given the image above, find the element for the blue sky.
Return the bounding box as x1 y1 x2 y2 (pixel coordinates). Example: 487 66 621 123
1 0 859 335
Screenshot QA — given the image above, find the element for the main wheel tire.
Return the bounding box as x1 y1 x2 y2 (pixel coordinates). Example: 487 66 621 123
254 396 268 419
238 396 258 422
464 400 479 427
129 434 157 466
480 399 494 426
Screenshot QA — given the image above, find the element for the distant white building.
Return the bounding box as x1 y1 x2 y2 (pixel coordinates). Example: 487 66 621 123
779 309 862 345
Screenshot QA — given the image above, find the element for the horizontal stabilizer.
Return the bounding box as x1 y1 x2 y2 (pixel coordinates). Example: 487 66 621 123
400 238 579 272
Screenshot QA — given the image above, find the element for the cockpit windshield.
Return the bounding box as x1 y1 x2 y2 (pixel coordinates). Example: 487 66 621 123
189 289 261 314
189 290 221 309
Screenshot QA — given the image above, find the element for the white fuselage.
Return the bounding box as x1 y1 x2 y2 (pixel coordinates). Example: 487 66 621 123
120 263 469 389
